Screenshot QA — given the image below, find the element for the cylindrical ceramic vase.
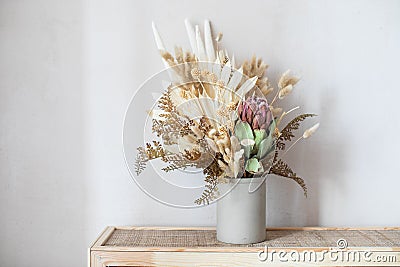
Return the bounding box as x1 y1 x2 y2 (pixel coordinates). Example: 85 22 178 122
216 177 266 244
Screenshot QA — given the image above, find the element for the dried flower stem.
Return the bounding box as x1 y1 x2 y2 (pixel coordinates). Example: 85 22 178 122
281 136 303 156
282 122 319 156
276 106 300 126
270 90 280 105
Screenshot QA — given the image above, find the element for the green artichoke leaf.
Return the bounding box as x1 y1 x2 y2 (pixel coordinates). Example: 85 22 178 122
245 158 260 173
254 129 266 149
257 135 274 159
234 121 254 141
268 120 276 136
241 138 255 159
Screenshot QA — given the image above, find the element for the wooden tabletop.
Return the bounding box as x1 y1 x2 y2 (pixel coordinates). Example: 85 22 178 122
89 226 400 266
91 226 400 252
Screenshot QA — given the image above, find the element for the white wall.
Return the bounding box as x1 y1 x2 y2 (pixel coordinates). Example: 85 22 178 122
1 0 399 266
0 0 86 266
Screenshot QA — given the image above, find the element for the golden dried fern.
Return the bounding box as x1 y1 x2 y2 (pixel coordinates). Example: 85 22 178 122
158 90 176 113
134 147 148 175
161 153 195 171
135 141 165 175
194 177 219 206
268 114 317 197
162 164 182 173
152 89 193 145
270 159 308 197
276 113 316 150
195 157 223 205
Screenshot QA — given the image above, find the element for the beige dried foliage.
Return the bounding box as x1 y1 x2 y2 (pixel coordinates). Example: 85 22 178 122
303 123 320 139
141 24 320 204
271 106 283 117
215 32 223 42
278 84 293 99
160 50 176 67
278 70 300 89
208 73 218 83
242 56 270 94
185 52 196 62
191 68 200 79
261 86 274 96
183 149 202 161
174 46 184 64
242 56 268 78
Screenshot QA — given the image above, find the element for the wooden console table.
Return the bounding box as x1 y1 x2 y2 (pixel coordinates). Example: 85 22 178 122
89 226 400 266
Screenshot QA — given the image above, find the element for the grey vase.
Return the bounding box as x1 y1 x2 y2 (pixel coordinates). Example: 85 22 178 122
216 177 266 244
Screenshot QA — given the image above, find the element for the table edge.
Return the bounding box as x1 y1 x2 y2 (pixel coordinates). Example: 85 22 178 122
90 226 400 252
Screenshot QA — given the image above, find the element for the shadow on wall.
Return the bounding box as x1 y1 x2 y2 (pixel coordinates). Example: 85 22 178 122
266 87 347 227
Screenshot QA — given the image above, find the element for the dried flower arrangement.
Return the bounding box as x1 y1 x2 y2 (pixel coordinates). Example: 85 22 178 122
135 19 319 205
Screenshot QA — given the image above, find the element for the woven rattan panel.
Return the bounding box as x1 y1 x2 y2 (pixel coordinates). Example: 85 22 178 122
104 229 400 248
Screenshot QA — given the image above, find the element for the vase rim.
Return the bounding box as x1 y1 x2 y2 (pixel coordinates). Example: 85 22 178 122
221 176 267 184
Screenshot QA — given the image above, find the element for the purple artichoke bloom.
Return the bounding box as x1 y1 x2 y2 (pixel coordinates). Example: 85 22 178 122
238 95 272 130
